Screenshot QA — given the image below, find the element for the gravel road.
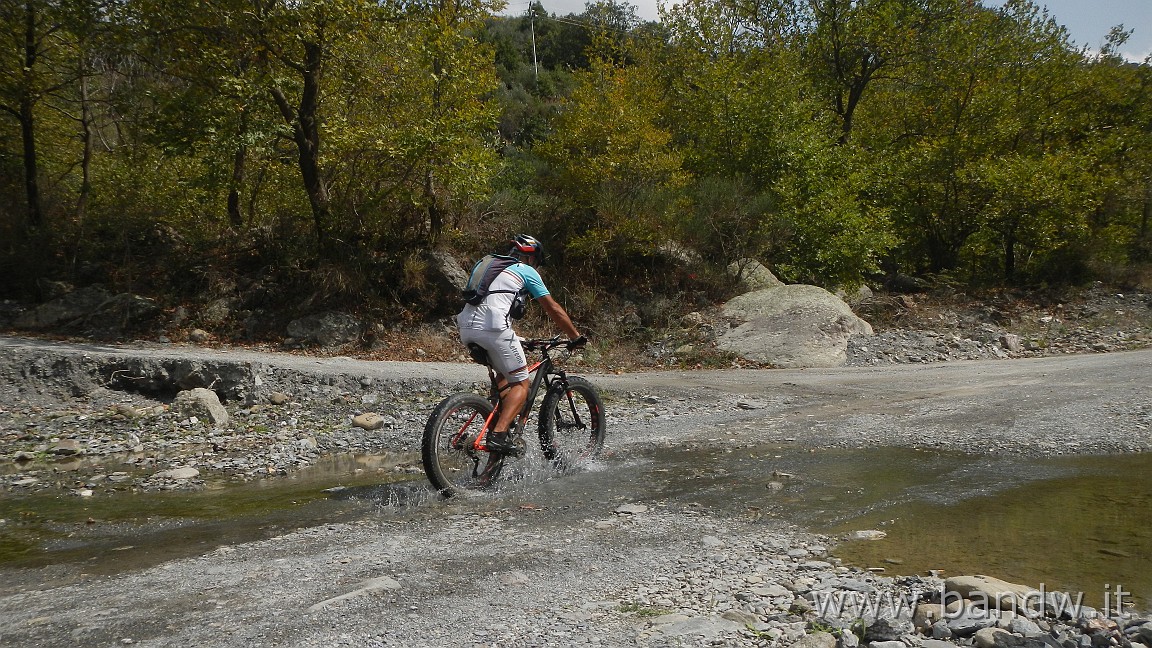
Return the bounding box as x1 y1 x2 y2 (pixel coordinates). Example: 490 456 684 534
2 337 1151 647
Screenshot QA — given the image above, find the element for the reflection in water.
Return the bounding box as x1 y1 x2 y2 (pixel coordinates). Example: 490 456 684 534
0 452 426 578
638 445 1152 613
3 442 1149 614
827 454 1152 612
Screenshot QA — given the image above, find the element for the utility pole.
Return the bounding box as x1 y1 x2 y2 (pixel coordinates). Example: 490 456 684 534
530 4 539 83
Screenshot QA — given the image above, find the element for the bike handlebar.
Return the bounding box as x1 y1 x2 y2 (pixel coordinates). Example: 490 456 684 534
523 336 584 353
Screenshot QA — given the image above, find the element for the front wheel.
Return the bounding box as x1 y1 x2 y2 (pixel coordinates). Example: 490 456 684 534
421 393 497 497
538 376 606 468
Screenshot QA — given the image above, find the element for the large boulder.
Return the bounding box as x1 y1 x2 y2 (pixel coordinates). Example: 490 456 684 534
728 259 785 292
718 284 874 368
13 285 112 329
429 249 471 293
174 387 230 426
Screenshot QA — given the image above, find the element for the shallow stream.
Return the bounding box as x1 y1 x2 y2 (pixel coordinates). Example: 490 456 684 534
2 445 1149 611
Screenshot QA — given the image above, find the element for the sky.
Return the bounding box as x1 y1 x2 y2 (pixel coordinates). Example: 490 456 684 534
500 0 1152 63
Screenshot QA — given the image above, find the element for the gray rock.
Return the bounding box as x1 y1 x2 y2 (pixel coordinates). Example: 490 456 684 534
864 616 915 642
1000 334 1022 353
1009 617 1043 635
51 439 84 455
948 610 999 637
869 641 907 648
655 615 744 641
753 583 792 598
154 467 200 480
352 413 385 430
14 286 112 329
924 641 961 648
728 259 785 291
307 575 401 612
429 249 471 292
87 293 161 331
174 388 230 426
793 632 839 648
975 627 1013 648
286 312 361 347
719 284 874 368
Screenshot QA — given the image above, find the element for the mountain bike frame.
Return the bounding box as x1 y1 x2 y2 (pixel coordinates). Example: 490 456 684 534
457 337 580 455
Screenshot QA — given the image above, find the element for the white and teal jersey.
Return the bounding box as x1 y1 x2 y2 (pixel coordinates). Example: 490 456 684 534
457 261 549 331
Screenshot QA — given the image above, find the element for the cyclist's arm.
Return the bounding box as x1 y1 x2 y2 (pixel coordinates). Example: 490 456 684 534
536 295 580 340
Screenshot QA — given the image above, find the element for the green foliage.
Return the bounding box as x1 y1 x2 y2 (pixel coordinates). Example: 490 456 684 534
2 0 1152 327
535 56 687 280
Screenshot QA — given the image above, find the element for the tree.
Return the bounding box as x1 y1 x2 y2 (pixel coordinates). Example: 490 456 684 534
536 55 686 278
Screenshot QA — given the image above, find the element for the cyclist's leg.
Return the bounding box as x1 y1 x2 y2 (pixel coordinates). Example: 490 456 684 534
461 328 529 434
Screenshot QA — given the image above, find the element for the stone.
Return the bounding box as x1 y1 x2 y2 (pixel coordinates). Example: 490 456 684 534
793 632 839 648
189 329 211 343
654 615 745 641
615 503 648 515
268 392 290 405
916 604 946 631
728 259 785 291
429 249 471 292
718 285 874 368
947 609 1000 637
352 413 385 430
51 439 84 455
154 467 200 480
174 388 230 426
864 616 915 642
975 627 1013 648
13 285 112 329
848 530 887 541
1009 617 1043 635
945 575 1038 612
752 583 792 598
721 609 760 626
1000 334 1023 353
307 576 401 612
286 311 361 347
498 571 529 586
924 641 960 648
88 294 161 331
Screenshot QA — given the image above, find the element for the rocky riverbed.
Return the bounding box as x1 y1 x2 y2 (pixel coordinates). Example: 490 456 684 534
2 337 1152 647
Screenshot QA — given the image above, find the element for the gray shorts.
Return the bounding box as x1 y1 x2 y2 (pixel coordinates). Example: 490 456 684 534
459 328 529 383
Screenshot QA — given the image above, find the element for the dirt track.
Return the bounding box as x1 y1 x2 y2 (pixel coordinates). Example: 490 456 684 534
1 337 1150 647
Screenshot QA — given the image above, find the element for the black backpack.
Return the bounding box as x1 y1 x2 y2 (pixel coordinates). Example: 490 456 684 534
462 254 528 319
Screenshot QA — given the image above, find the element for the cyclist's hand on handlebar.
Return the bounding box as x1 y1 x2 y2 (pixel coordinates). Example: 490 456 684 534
568 335 588 349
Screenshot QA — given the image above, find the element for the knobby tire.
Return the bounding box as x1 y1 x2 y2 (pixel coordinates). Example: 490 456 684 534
421 393 496 497
538 376 607 468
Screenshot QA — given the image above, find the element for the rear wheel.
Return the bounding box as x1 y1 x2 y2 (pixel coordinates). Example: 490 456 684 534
421 393 499 497
538 376 606 469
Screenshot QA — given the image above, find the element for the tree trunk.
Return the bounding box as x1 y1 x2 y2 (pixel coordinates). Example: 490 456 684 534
1003 227 1017 283
226 111 248 229
77 69 92 224
269 42 330 252
21 0 43 231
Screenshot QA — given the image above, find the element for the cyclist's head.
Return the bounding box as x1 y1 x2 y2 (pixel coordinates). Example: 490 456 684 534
509 234 544 267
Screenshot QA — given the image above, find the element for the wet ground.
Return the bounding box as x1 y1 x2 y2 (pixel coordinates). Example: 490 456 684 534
4 443 1149 611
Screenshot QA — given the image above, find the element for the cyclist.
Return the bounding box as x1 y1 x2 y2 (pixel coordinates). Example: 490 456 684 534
456 234 586 455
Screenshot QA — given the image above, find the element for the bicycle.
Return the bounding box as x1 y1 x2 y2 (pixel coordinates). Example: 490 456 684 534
421 337 607 498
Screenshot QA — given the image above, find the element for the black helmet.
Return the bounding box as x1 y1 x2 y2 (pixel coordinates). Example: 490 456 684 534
510 234 544 265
